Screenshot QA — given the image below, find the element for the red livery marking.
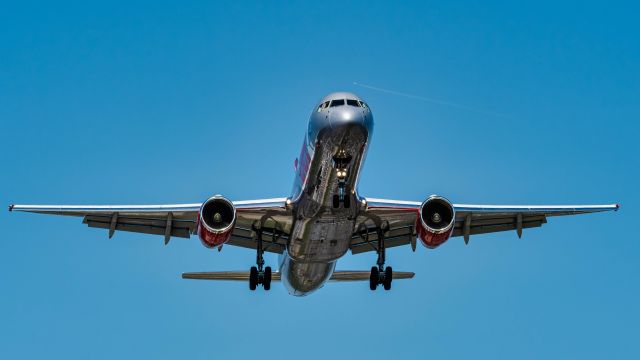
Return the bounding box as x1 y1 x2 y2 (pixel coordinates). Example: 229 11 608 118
416 218 454 249
368 206 419 211
197 215 235 248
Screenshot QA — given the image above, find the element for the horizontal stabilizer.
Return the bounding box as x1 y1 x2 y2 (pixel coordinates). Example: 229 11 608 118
182 270 415 282
182 271 281 281
328 271 414 281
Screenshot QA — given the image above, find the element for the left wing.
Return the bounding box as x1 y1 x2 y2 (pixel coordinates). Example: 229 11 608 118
350 198 619 254
9 198 292 252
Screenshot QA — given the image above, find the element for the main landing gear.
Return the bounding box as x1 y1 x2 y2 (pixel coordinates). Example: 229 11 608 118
249 226 272 291
369 225 393 291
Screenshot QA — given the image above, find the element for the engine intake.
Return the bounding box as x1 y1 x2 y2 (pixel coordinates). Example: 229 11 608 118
417 195 456 248
197 195 236 248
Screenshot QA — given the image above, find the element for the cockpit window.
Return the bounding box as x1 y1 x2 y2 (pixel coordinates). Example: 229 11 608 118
346 99 360 107
329 99 345 107
317 101 330 112
359 101 368 109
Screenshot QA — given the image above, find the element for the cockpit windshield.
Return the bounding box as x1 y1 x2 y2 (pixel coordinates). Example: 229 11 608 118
319 98 367 111
330 99 345 107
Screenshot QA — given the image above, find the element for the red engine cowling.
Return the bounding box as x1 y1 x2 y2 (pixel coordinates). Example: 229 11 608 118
416 195 456 249
197 195 236 248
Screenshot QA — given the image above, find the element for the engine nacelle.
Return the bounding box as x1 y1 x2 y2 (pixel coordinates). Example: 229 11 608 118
197 195 236 248
416 195 456 249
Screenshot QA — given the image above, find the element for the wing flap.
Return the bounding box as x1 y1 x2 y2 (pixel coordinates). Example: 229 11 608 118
225 236 286 254
350 224 415 255
83 215 194 239
452 220 545 237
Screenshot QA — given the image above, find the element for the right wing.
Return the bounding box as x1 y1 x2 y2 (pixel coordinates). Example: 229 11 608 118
350 198 619 254
9 198 292 253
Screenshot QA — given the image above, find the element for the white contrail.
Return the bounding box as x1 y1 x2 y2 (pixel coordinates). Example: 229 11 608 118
353 81 506 118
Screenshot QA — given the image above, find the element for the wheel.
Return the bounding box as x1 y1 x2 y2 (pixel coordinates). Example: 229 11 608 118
263 266 272 290
383 266 393 290
369 266 379 291
333 194 340 208
249 266 258 291
343 195 351 208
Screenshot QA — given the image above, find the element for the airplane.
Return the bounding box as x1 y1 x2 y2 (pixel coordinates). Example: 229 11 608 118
9 92 619 296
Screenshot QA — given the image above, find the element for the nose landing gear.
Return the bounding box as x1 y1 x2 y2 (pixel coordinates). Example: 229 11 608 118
332 185 351 209
333 150 353 209
249 225 272 291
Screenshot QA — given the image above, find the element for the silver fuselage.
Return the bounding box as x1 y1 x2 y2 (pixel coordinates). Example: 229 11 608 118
280 92 374 296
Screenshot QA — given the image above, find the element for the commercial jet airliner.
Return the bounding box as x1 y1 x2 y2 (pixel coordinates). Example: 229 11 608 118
10 92 619 296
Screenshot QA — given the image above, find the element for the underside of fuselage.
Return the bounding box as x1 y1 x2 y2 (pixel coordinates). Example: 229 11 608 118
281 92 374 296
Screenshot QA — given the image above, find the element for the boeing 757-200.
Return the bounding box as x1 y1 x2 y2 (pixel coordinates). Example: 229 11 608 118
9 92 619 296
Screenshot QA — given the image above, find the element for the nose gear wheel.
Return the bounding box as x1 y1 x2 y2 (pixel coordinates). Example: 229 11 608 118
333 150 353 209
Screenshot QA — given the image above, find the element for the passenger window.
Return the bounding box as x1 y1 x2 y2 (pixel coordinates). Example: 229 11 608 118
330 99 345 107
346 99 360 107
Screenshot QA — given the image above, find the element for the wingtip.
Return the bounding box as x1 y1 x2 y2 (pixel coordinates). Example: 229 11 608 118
616 204 620 211
8 204 14 212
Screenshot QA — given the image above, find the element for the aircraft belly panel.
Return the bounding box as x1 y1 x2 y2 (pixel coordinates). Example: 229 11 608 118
288 217 353 262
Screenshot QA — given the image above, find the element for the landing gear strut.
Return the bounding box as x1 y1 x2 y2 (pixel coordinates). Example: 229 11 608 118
249 225 272 291
333 150 352 209
369 225 393 291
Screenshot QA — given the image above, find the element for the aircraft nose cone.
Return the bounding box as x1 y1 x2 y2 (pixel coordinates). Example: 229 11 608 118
329 107 365 129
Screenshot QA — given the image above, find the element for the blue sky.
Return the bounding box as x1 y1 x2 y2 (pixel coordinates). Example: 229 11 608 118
1 1 638 359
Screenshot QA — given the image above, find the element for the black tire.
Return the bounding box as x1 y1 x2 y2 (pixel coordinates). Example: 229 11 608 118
333 194 340 208
369 266 379 291
263 266 272 291
344 195 351 208
249 266 258 291
383 266 393 290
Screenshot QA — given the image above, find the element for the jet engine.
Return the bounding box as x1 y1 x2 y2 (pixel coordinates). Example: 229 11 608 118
417 195 456 248
197 195 236 248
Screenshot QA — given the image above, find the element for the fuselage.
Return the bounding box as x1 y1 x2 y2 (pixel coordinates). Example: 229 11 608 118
280 92 374 296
